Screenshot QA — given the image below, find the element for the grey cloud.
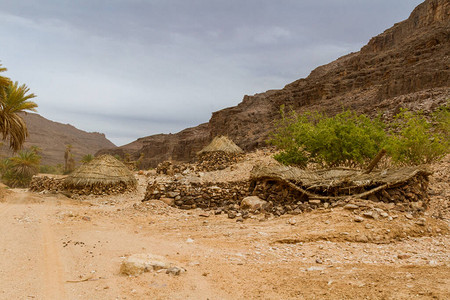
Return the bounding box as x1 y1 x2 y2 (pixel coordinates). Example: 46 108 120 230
0 0 423 145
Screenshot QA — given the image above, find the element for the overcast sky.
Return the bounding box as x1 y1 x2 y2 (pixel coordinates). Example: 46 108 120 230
0 0 423 146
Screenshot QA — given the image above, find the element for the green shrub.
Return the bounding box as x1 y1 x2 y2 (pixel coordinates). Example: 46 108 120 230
386 109 449 165
1 149 41 187
270 106 449 168
433 102 449 140
269 109 387 168
273 149 309 167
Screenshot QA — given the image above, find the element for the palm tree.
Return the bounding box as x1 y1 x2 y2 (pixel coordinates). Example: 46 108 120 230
0 80 38 151
64 144 74 173
0 64 10 96
2 148 41 187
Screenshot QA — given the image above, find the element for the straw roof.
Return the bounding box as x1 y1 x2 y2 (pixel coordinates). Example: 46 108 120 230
198 136 243 154
250 164 431 200
251 165 431 188
64 154 137 187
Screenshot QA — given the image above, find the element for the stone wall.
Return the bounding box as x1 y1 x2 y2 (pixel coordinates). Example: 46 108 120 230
156 152 244 175
143 180 250 210
143 172 430 218
29 176 64 193
29 176 135 195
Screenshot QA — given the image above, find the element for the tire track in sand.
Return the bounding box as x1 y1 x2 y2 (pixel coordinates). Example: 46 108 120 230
40 208 67 300
1 190 68 299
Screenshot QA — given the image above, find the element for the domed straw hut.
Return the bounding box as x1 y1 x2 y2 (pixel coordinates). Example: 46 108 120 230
196 136 244 171
64 154 137 195
198 136 244 155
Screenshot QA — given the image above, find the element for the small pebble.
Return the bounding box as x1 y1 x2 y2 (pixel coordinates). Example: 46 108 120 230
344 204 359 210
354 216 364 222
287 219 297 225
397 254 411 260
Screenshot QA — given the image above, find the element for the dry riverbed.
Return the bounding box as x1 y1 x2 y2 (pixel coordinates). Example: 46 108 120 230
0 155 448 299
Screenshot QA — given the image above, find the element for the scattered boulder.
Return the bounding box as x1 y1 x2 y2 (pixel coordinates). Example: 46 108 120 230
159 198 175 206
354 216 365 223
228 211 237 219
120 254 182 276
344 204 359 210
362 211 379 219
240 196 267 211
166 267 186 276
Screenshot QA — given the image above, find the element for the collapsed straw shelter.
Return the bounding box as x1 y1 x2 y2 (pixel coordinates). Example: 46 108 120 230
196 136 244 171
64 154 137 195
250 164 431 210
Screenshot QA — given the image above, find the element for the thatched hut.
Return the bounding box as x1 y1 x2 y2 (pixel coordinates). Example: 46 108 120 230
64 154 137 195
196 136 244 171
197 136 243 154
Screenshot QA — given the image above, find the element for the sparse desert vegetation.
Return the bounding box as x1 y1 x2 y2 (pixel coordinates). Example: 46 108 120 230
0 0 449 299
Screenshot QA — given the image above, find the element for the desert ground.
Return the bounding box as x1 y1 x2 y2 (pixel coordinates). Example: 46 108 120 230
0 152 449 300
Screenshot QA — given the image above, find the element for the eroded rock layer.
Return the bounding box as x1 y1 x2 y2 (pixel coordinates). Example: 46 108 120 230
99 0 449 168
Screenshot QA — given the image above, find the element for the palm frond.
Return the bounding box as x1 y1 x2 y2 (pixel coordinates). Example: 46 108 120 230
0 63 11 102
0 81 38 151
3 81 37 113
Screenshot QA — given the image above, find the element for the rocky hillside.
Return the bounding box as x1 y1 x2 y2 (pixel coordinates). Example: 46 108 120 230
96 123 210 169
99 0 449 169
0 113 116 166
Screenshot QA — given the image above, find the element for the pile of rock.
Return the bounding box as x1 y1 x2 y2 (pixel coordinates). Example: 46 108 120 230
143 179 249 210
249 181 313 216
196 151 243 172
156 161 193 175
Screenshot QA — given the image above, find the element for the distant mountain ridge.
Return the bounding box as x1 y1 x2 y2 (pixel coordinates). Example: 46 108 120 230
0 113 116 166
98 0 449 169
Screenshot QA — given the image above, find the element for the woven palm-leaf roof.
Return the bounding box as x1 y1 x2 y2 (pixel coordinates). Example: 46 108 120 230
64 154 136 188
198 136 243 154
250 164 431 200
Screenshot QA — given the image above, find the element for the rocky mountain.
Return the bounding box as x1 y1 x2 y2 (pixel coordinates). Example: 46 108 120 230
97 123 210 168
99 0 449 169
0 113 116 166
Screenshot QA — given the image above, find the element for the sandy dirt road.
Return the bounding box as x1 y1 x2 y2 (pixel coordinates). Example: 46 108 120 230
0 191 67 299
0 181 449 299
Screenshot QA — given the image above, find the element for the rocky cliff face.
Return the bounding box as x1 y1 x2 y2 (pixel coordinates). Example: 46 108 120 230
99 0 450 168
96 123 210 169
0 113 116 166
210 0 449 150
